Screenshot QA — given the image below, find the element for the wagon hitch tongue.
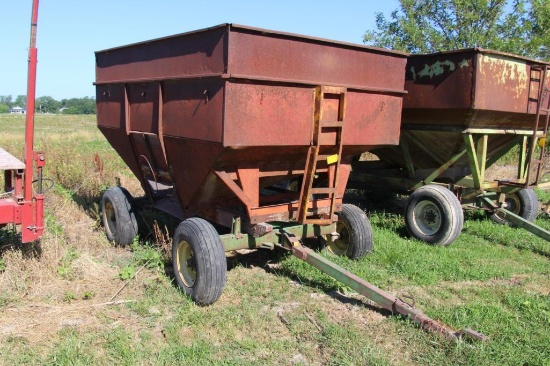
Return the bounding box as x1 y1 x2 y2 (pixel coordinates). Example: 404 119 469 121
279 232 488 342
480 196 550 241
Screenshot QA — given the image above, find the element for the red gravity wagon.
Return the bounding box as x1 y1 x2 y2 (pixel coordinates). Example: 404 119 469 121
95 24 406 305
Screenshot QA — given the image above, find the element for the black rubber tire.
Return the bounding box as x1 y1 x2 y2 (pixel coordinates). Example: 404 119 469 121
101 186 138 246
405 185 463 246
326 204 373 259
172 218 227 305
488 188 539 225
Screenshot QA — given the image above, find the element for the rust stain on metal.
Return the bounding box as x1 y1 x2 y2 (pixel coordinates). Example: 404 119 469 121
477 54 529 101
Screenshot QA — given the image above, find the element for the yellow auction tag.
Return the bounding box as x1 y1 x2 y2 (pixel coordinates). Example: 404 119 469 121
326 154 339 165
538 137 546 148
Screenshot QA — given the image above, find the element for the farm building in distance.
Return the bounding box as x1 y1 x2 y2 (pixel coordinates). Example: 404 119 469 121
9 106 26 114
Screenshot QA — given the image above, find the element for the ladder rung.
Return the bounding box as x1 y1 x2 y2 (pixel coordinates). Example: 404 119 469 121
320 121 343 128
304 218 333 226
541 108 550 113
311 187 337 195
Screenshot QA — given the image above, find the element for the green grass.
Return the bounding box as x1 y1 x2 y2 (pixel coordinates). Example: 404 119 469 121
0 114 549 365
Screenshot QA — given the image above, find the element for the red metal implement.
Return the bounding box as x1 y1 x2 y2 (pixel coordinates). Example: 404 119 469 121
0 0 45 243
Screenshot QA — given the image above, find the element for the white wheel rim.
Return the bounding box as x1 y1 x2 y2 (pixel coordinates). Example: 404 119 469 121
326 220 351 256
176 240 196 287
413 200 442 235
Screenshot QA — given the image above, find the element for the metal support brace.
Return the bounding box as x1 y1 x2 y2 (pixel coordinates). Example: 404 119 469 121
412 148 467 190
464 134 487 189
519 136 528 181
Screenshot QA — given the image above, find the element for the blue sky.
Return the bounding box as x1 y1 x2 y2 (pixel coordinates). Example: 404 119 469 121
1 1 399 100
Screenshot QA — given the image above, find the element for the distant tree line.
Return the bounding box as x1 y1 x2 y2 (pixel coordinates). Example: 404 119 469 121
0 95 96 114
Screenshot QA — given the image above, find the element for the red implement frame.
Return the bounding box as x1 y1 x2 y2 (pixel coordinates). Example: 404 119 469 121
0 0 45 243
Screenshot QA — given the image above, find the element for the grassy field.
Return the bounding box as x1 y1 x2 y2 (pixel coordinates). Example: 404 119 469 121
0 114 549 365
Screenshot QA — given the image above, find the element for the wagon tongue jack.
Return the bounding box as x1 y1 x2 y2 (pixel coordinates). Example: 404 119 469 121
280 232 488 342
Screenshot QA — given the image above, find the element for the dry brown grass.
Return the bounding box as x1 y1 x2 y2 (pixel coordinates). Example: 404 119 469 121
0 115 155 347
0 188 146 344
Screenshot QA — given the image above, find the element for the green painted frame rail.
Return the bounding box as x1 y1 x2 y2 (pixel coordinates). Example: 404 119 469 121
219 221 337 252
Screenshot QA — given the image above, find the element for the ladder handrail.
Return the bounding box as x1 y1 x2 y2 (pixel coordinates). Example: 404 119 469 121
525 64 549 187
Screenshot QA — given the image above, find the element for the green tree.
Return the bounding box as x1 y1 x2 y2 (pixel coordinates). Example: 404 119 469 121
0 104 9 113
0 95 13 108
364 0 549 59
36 95 61 113
529 0 550 59
14 95 26 108
61 96 96 114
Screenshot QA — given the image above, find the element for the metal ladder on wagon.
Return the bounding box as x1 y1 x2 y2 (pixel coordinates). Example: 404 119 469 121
298 86 346 225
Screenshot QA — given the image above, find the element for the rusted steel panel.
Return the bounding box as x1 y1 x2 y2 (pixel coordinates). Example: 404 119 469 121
404 50 475 110
145 134 169 171
402 109 542 129
95 25 228 84
130 133 169 174
223 82 312 146
162 78 224 143
128 82 159 134
344 92 402 146
96 84 125 130
385 48 550 184
403 48 550 127
223 84 403 148
162 137 225 207
373 131 520 172
228 26 406 90
475 54 529 113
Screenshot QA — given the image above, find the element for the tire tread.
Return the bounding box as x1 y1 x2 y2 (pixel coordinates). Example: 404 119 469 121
405 185 463 246
172 218 226 305
338 204 373 259
101 187 138 246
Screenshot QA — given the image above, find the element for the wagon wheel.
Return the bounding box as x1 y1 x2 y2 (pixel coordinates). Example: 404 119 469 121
325 204 373 259
488 188 539 226
101 186 138 246
405 184 463 246
172 218 227 305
